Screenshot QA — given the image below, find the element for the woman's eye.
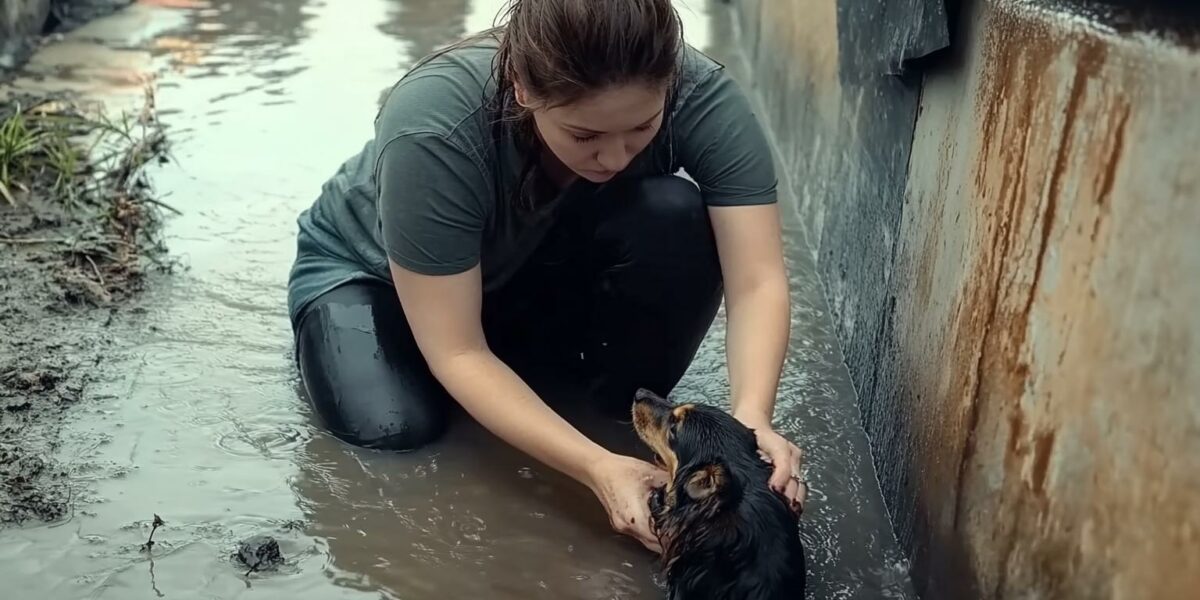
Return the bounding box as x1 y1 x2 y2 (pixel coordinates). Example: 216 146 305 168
571 134 597 143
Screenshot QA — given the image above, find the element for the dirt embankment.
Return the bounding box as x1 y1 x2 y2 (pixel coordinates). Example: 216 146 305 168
0 90 173 525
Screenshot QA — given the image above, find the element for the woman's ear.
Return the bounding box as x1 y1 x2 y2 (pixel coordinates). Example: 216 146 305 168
513 81 533 109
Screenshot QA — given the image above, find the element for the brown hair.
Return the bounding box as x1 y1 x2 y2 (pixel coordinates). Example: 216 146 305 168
419 0 684 212
496 0 684 210
495 0 683 108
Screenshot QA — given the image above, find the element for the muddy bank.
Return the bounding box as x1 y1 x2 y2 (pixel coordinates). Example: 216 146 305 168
0 92 170 526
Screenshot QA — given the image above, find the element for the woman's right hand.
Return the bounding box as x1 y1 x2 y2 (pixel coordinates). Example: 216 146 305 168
389 260 670 552
586 452 669 553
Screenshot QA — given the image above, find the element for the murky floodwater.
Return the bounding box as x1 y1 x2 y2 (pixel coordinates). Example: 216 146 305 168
1 1 915 598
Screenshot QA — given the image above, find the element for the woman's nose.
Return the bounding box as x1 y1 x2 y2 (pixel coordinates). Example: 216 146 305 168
596 137 632 172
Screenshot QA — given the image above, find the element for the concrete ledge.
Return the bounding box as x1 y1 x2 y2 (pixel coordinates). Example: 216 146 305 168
733 0 1200 597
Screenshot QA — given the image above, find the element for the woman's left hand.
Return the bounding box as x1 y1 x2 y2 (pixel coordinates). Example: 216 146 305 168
735 413 807 514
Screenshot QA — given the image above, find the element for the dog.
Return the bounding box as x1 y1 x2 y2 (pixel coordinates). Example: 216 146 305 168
631 388 807 599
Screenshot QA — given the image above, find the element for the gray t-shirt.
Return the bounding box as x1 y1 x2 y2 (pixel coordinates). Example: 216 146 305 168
286 40 777 325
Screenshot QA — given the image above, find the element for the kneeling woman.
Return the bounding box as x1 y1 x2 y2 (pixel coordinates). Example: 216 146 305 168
286 0 806 552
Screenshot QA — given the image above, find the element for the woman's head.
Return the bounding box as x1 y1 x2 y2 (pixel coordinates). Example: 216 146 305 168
495 0 684 183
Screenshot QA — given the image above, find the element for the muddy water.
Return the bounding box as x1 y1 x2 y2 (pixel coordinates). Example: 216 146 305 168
0 1 915 598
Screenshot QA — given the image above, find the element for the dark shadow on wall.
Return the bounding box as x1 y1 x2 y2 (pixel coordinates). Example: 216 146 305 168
807 0 948 581
1051 0 1200 46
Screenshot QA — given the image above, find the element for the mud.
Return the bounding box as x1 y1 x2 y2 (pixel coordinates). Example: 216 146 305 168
0 94 169 526
235 535 284 574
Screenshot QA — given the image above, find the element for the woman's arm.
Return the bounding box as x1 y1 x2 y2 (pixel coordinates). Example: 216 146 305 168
709 203 790 424
388 259 667 550
708 203 806 510
671 59 806 511
389 260 605 481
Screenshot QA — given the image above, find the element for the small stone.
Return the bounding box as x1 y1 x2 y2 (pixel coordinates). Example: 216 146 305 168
235 535 284 572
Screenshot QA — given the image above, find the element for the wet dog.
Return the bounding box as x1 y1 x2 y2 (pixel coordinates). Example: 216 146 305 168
632 388 806 600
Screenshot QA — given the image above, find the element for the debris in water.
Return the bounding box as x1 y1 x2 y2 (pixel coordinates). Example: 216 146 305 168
235 535 284 577
140 513 164 553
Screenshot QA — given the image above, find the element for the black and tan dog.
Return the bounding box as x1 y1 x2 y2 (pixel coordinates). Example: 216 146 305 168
632 388 806 599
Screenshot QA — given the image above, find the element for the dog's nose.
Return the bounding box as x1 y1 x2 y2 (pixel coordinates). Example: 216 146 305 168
634 388 670 403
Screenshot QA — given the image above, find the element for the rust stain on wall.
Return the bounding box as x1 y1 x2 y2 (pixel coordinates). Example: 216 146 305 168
736 0 1199 597
897 1 1200 598
1029 429 1054 495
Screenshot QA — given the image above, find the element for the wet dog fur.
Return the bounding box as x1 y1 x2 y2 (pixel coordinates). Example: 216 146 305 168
632 388 806 600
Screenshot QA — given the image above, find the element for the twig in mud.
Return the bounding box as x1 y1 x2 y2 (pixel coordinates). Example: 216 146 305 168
140 513 165 553
85 255 105 286
46 481 76 529
148 556 165 598
141 195 181 215
0 180 15 205
0 237 70 244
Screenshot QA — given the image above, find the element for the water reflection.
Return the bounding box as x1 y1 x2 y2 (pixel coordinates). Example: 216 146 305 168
289 373 666 599
149 0 313 84
379 0 471 67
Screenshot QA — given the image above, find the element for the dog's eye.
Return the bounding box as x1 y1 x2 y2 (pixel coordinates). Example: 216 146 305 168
667 421 677 443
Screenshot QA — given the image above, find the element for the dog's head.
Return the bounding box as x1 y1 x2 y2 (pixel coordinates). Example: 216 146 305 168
631 388 756 521
631 388 806 599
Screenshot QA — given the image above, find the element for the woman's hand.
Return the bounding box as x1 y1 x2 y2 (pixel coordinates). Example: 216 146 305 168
735 412 807 514
585 452 668 553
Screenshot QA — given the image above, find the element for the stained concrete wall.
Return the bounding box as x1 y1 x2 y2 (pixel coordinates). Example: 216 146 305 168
732 0 1200 597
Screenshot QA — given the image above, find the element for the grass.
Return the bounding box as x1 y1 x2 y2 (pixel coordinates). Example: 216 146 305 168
0 90 174 304
0 94 163 210
0 105 41 205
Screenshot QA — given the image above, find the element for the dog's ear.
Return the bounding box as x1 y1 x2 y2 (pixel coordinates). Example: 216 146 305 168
684 462 728 501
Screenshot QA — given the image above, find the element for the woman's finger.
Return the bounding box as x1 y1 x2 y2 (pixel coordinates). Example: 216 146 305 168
768 449 793 490
783 477 800 504
638 523 667 554
630 510 662 553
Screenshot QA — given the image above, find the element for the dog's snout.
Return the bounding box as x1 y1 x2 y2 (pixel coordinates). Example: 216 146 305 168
634 388 671 409
632 388 674 439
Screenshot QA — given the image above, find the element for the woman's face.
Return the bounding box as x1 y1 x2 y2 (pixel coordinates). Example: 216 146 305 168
519 82 667 184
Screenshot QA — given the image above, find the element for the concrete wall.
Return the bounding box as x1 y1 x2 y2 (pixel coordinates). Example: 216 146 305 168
733 0 1200 597
0 0 129 68
0 0 50 68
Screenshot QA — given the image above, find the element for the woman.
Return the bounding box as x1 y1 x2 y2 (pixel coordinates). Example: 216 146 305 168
287 0 806 552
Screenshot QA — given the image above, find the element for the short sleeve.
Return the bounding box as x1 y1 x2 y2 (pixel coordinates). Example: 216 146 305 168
376 133 490 276
673 68 778 206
